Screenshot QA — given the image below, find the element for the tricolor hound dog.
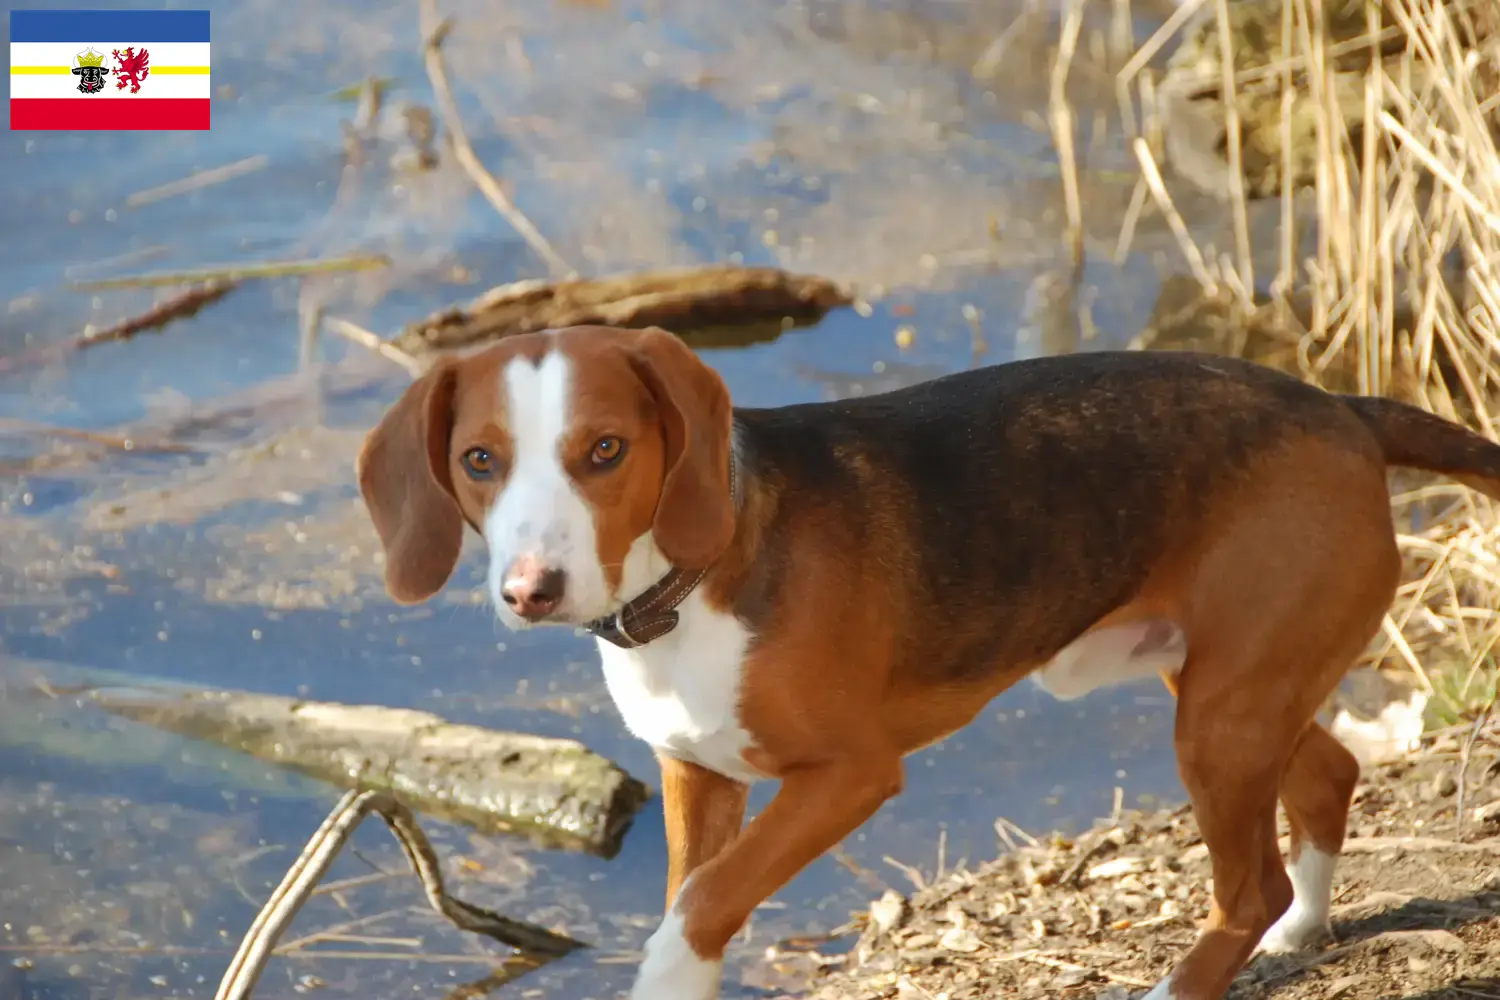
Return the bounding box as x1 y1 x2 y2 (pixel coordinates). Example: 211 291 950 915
356 324 1500 1000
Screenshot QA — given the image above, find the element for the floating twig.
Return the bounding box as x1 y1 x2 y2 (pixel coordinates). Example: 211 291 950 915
0 416 194 455
126 155 270 209
64 244 173 281
214 788 586 1000
417 0 575 280
0 281 239 374
324 316 426 377
69 254 390 291
80 280 239 346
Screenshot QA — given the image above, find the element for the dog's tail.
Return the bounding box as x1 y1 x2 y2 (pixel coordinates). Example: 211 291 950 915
1341 394 1500 501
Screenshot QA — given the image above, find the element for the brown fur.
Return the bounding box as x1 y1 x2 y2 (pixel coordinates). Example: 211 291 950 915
356 356 464 604
622 329 737 569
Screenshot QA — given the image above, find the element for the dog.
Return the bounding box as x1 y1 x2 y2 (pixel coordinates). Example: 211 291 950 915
355 324 1500 1000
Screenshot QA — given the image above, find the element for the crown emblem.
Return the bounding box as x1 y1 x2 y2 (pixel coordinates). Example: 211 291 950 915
74 47 106 69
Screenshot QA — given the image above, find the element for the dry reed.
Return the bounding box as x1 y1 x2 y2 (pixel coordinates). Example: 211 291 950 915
1116 0 1500 721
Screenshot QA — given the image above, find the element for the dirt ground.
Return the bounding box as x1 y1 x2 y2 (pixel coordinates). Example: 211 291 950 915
782 720 1500 1000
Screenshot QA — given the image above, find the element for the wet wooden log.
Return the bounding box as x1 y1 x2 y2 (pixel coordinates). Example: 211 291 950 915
393 264 854 355
96 688 650 858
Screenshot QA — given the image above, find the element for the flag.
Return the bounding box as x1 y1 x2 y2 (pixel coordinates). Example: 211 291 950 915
9 9 211 131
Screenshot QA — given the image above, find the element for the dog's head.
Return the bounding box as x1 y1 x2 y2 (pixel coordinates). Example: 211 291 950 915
355 325 736 629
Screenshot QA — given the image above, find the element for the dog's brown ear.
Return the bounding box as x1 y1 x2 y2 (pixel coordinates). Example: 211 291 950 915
356 359 465 604
627 327 736 568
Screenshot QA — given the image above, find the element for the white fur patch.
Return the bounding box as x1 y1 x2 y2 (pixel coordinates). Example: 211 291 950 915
1032 620 1187 700
629 896 722 1000
1258 846 1337 954
597 535 763 784
483 349 612 626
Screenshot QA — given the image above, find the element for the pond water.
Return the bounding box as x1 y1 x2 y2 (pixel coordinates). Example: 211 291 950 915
0 0 1239 997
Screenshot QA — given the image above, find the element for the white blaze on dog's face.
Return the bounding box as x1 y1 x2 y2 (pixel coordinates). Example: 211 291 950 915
474 347 653 626
354 325 738 628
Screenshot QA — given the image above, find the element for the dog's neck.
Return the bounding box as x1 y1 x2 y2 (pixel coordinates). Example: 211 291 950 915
584 453 740 650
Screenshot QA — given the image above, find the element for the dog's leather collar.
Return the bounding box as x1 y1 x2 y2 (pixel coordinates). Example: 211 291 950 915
584 458 738 650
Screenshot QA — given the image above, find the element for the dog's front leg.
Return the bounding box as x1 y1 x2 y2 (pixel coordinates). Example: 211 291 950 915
658 753 749 911
629 754 903 1000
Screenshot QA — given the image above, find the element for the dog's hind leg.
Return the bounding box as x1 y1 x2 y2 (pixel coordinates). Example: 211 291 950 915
1144 658 1297 1000
1257 721 1362 954
1149 634 1383 1000
1142 449 1401 1000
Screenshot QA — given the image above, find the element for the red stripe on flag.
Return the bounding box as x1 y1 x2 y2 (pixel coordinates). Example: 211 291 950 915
10 98 211 131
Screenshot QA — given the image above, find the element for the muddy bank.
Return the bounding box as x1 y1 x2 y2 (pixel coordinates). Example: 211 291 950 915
786 721 1500 1000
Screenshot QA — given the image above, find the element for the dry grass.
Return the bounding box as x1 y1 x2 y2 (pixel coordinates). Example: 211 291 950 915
1114 0 1500 721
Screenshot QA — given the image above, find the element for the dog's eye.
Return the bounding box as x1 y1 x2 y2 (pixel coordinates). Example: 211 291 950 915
590 436 626 466
461 447 496 480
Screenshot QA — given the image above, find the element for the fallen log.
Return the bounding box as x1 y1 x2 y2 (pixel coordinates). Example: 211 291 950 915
393 264 854 355
96 687 650 858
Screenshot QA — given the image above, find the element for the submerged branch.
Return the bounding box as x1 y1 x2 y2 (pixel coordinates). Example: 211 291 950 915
214 788 586 1000
418 1 575 280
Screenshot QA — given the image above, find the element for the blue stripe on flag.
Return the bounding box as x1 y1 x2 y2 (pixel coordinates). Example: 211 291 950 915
9 9 211 43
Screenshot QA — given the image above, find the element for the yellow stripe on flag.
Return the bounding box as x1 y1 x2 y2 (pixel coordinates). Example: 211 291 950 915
9 64 209 74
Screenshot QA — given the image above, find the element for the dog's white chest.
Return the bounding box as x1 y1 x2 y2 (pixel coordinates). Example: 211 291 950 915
595 590 764 785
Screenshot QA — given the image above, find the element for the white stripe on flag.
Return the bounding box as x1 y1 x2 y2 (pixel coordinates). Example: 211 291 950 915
9 41 211 70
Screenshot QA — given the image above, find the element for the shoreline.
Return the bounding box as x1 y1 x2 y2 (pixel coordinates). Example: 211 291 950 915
780 722 1500 1000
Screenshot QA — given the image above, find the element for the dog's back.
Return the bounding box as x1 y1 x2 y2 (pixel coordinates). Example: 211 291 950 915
729 351 1419 684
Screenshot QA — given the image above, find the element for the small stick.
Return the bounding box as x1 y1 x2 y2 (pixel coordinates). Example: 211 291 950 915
1060 833 1112 889
214 788 586 1000
996 816 1041 848
1116 0 1209 85
0 416 192 455
418 1 575 280
1021 952 1155 989
882 854 927 891
1213 0 1255 308
82 280 239 346
324 316 426 377
0 281 239 374
70 255 390 291
126 154 270 208
1131 137 1218 292
1048 0 1085 247
275 906 411 954
378 800 585 955
309 870 401 897
297 281 325 375
1455 696 1495 837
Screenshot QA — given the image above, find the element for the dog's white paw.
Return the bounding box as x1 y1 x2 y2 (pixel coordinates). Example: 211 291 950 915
627 910 722 1000
1256 910 1333 955
1258 846 1338 955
